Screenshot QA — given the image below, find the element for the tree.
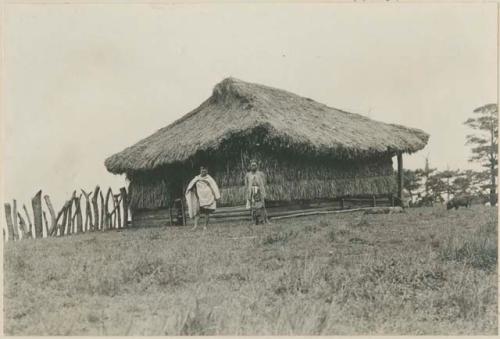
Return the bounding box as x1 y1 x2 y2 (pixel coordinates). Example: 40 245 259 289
455 170 489 197
402 169 421 200
438 169 460 201
464 103 498 205
415 157 436 198
426 173 446 203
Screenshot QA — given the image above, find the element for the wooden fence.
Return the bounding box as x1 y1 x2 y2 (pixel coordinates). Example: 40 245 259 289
3 186 130 241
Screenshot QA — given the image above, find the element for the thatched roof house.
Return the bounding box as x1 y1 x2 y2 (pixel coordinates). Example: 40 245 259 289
105 78 428 220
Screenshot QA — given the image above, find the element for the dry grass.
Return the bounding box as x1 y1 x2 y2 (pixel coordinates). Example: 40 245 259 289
4 205 497 335
105 78 429 174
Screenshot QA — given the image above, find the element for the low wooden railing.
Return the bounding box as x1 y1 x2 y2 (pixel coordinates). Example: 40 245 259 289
132 194 398 227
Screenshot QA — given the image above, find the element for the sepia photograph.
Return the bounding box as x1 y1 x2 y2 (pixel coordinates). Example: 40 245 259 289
1 1 498 335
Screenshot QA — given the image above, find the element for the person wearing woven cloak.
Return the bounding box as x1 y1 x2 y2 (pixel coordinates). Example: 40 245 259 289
185 166 221 230
245 160 269 224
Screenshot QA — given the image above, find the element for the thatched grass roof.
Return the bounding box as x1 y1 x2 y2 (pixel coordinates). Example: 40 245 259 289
105 78 429 174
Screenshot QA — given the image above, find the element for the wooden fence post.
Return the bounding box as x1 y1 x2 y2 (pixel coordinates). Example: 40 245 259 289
52 204 66 236
44 195 57 236
82 190 93 231
60 202 70 236
104 188 113 230
4 203 15 241
67 201 73 235
31 190 43 238
74 194 83 234
120 187 128 228
17 213 29 238
67 191 76 235
113 194 121 229
23 204 33 237
71 209 77 232
99 190 105 230
12 200 19 240
92 186 100 230
92 186 101 230
110 194 116 228
42 211 49 236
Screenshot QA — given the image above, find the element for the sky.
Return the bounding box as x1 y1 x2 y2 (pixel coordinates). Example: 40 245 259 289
1 2 497 214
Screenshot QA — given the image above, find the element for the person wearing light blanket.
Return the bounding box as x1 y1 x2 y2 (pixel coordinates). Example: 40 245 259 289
185 166 221 230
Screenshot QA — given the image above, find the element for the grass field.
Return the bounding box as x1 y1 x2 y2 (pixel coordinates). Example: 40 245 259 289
3 205 498 335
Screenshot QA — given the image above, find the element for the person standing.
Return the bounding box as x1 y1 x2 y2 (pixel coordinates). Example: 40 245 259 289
245 160 269 224
185 166 221 230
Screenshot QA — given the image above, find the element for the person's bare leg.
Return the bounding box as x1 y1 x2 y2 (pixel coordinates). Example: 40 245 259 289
192 215 199 230
204 213 210 230
263 204 271 224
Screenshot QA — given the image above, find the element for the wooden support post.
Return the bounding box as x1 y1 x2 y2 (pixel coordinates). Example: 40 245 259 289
23 204 33 237
397 152 404 206
12 200 19 240
4 203 15 241
340 198 344 210
120 187 128 228
32 190 43 238
372 196 376 207
92 186 100 230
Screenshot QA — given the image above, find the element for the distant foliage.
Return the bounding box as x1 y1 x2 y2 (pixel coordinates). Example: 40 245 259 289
405 156 490 206
464 103 498 205
402 169 421 199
